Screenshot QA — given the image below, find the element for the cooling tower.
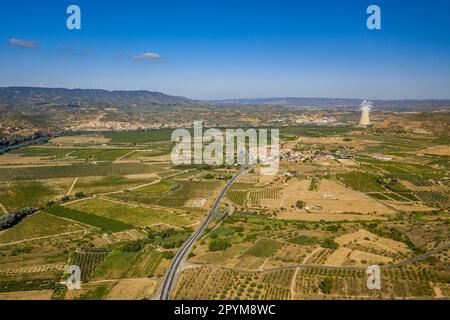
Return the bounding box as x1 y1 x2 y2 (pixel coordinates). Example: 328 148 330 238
359 100 372 126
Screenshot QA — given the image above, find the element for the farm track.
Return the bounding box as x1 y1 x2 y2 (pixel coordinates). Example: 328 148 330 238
382 243 450 269
158 160 249 300
290 267 300 299
67 177 78 196
302 247 323 265
114 150 138 162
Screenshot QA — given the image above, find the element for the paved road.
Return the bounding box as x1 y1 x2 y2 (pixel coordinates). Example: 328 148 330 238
382 243 450 269
158 162 248 300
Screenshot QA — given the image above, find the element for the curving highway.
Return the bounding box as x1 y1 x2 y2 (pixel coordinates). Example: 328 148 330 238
158 161 248 300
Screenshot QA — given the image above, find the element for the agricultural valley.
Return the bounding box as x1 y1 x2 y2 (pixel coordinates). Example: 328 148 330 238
0 116 449 300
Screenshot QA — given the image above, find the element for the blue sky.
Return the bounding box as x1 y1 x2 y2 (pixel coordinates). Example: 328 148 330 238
0 0 449 99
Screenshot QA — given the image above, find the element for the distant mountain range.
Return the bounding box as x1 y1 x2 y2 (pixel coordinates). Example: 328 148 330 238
1 87 449 111
0 87 191 110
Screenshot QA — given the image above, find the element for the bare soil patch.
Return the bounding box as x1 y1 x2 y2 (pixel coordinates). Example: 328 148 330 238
106 278 158 300
0 290 53 300
335 229 410 254
263 179 394 214
420 145 450 156
0 154 50 165
324 247 352 266
277 212 386 221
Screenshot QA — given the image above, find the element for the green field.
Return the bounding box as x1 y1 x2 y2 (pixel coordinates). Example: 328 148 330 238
0 163 168 181
0 180 61 211
226 190 248 206
11 147 72 158
70 252 108 282
91 250 139 280
289 235 320 245
0 279 57 293
88 246 165 280
121 142 174 158
45 205 132 233
279 126 359 138
73 176 158 196
415 191 449 208
249 187 280 206
157 180 223 208
127 248 164 278
337 171 385 192
0 212 86 244
11 147 134 161
67 198 192 228
244 239 283 258
68 149 134 161
108 180 176 205
105 130 174 144
111 179 221 209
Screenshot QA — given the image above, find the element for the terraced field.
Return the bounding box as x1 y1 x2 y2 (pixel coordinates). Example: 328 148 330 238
415 191 449 208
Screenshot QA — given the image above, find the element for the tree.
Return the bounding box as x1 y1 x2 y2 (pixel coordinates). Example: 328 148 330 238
121 240 144 252
46 200 55 206
162 251 174 260
0 208 37 231
319 277 334 294
296 200 306 209
321 238 339 250
208 238 231 252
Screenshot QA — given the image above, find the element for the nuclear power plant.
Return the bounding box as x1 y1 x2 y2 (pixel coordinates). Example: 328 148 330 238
359 100 372 126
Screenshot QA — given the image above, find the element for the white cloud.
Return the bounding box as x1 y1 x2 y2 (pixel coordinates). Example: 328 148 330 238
9 38 37 49
133 52 161 60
